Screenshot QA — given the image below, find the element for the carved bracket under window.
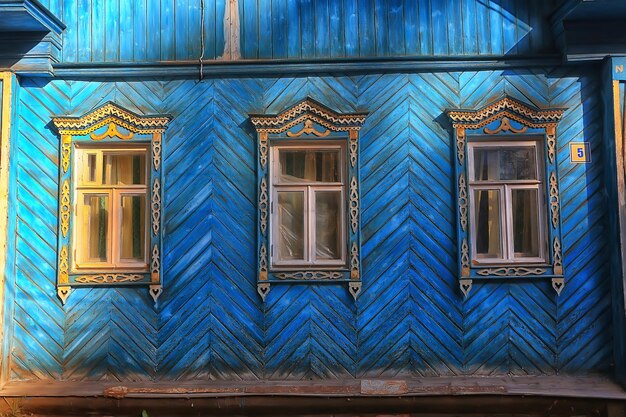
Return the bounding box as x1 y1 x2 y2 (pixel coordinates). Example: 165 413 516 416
446 97 566 297
250 97 367 301
52 102 171 306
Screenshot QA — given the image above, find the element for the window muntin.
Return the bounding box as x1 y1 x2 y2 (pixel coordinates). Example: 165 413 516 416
468 140 546 264
74 145 149 271
271 143 346 268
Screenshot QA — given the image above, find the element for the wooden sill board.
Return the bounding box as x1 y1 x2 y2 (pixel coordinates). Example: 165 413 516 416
1 376 625 400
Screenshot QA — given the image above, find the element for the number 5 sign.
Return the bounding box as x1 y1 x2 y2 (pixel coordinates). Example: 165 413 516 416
570 142 591 163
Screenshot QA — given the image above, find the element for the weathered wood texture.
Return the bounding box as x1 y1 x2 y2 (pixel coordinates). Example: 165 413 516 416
3 69 612 381
36 0 559 63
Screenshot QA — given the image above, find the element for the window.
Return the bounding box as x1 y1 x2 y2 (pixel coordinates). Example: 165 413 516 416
468 141 546 264
250 98 367 301
52 102 170 305
447 97 566 296
74 145 149 271
271 143 346 268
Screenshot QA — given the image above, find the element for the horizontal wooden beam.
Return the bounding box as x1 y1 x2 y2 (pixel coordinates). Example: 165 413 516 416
51 56 565 78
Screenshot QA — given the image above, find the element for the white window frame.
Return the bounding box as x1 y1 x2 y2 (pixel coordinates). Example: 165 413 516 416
269 142 347 269
467 139 547 265
73 144 150 272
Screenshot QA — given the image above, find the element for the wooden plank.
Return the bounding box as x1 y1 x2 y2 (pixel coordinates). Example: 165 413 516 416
404 0 418 55
447 0 461 55
146 0 161 61
286 0 300 59
160 0 175 60
387 0 404 56
329 0 344 58
241 0 259 59
271 0 286 59
315 0 330 58
488 0 504 55
62 0 77 62
133 0 147 61
300 0 314 59
374 0 388 56
119 0 134 61
431 0 446 55
175 0 188 60
258 0 272 58
417 0 431 54
105 0 120 61
76 0 91 62
461 0 477 54
357 0 374 57
344 0 358 56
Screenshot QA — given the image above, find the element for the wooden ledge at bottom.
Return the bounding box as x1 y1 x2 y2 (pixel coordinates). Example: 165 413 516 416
1 376 625 400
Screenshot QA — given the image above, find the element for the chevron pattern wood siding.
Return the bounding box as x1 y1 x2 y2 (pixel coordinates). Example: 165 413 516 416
4 69 612 381
36 0 558 63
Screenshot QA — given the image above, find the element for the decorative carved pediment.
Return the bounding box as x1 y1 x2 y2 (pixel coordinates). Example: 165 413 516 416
52 102 171 136
446 96 565 130
249 97 367 134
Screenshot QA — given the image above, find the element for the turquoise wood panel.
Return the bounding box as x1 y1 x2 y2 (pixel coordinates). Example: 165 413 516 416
3 69 612 381
49 0 559 64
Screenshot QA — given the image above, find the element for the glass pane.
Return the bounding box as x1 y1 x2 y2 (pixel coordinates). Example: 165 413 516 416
512 189 540 258
82 195 109 262
474 189 502 259
120 195 146 261
87 154 97 182
315 191 341 260
104 153 146 185
474 147 537 181
277 192 305 261
278 149 340 183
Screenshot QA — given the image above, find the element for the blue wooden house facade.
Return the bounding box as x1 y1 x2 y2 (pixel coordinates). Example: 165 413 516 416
1 0 626 412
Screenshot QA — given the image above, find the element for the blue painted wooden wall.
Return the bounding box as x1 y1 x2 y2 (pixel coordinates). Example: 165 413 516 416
33 0 559 63
3 68 612 381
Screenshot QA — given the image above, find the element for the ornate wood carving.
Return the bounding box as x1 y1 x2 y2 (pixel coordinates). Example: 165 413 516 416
152 133 162 171
447 97 565 131
151 245 160 283
549 171 560 229
349 282 362 301
259 243 268 281
57 287 71 305
349 130 358 167
456 127 466 165
75 274 145 284
90 122 134 140
461 239 470 277
152 179 161 236
552 277 564 296
459 279 472 297
58 246 69 284
61 135 71 173
476 267 547 277
546 125 556 164
257 283 270 301
553 237 563 275
53 102 171 136
60 180 70 237
286 119 330 137
483 116 528 134
259 131 268 170
274 271 343 280
458 173 468 231
350 242 359 279
350 176 359 234
259 177 268 236
149 285 163 303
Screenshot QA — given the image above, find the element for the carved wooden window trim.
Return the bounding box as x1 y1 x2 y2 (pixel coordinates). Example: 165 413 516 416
447 97 565 297
250 98 367 302
52 102 171 305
